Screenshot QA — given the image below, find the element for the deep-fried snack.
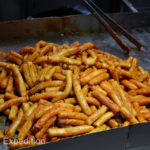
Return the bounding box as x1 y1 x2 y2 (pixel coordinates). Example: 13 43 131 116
73 74 92 115
94 111 114 127
6 75 14 93
29 80 64 96
9 105 18 120
34 56 81 65
89 73 109 85
35 116 56 139
107 119 119 128
52 70 72 102
6 108 24 137
0 41 150 149
90 105 98 113
80 69 106 85
58 118 85 126
92 90 120 114
86 105 108 125
0 97 27 112
121 80 138 90
47 125 94 137
101 81 123 106
30 91 63 102
7 64 27 96
58 111 88 120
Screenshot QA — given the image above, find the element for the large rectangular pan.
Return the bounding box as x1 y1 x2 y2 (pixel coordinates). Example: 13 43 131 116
0 12 150 150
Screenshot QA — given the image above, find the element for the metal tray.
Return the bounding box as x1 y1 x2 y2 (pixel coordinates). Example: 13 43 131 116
0 12 150 150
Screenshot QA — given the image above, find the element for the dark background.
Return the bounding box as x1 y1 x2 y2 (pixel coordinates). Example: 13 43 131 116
0 0 150 22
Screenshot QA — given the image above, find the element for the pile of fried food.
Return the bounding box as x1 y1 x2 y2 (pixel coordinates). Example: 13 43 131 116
0 40 150 149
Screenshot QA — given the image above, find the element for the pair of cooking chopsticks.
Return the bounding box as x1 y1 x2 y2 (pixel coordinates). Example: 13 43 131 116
81 0 142 54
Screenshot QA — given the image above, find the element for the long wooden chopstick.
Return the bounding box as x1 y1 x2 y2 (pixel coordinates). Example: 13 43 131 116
81 0 142 53
88 0 142 50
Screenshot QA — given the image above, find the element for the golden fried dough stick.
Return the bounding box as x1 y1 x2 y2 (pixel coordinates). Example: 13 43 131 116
90 105 97 113
82 84 89 97
120 107 138 124
10 50 23 59
52 70 72 102
129 88 150 95
6 75 14 93
94 111 114 127
101 81 123 107
30 91 62 102
34 56 81 65
18 104 43 140
47 125 94 137
133 102 146 123
57 47 79 57
91 85 107 96
7 54 23 65
9 105 18 120
32 106 62 132
19 46 35 55
86 105 108 125
79 42 98 51
25 103 38 119
80 68 93 79
130 79 149 89
111 80 134 114
6 64 26 96
111 68 135 79
28 80 64 96
58 118 85 126
22 102 30 113
122 120 130 127
139 72 149 82
129 58 138 72
92 90 120 114
27 62 37 85
38 66 51 82
22 63 34 88
53 72 66 81
107 119 119 128
40 43 53 56
121 80 138 90
73 74 92 115
64 98 77 104
39 99 52 105
131 97 150 106
58 111 88 120
89 73 109 85
86 97 100 106
80 69 107 85
35 116 56 139
6 108 24 137
82 50 97 65
45 87 61 92
45 66 61 81
0 97 27 112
